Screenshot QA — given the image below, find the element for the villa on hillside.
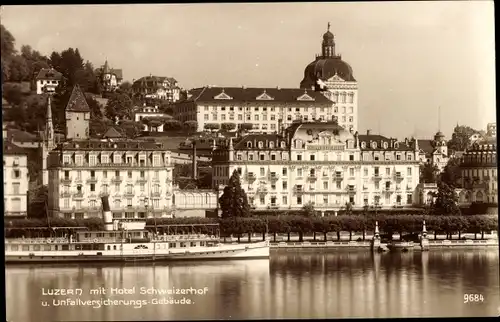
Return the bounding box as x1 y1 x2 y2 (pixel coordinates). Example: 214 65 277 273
35 68 63 94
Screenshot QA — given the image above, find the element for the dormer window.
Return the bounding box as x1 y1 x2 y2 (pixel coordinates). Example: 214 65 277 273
372 142 377 149
361 142 366 149
258 141 264 148
247 142 252 148
394 142 399 149
280 141 286 148
269 141 275 149
383 142 388 149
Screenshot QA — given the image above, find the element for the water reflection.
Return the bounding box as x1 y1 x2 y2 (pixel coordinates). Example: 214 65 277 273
6 251 499 321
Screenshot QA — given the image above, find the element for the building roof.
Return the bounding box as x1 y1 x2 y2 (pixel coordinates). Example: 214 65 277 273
3 140 28 156
6 129 41 142
55 139 166 151
133 76 178 88
35 68 63 81
102 127 123 139
183 87 333 105
358 134 414 151
232 134 288 150
417 139 434 155
95 61 123 80
65 85 91 112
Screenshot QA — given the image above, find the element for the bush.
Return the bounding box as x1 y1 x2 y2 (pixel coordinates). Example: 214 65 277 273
204 123 220 131
221 122 236 131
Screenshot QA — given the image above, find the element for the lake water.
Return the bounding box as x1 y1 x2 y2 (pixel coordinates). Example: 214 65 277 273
5 249 499 321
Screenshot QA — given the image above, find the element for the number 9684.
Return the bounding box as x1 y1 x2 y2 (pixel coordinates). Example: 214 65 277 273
464 294 484 303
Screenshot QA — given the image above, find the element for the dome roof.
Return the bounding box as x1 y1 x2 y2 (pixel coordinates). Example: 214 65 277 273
300 57 356 89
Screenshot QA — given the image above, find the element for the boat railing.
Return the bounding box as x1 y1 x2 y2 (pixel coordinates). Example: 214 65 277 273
152 234 219 242
5 237 70 244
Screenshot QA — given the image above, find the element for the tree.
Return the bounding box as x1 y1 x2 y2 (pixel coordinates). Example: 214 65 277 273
49 52 62 71
20 45 49 79
104 92 133 121
52 48 83 87
204 123 221 131
420 161 439 183
301 202 317 217
218 170 251 219
447 125 478 152
116 120 142 138
184 120 198 133
3 83 24 106
89 118 113 137
75 61 99 94
221 122 236 131
1 24 17 59
85 94 103 120
440 157 462 188
432 182 461 215
8 55 30 82
118 81 133 97
239 123 253 131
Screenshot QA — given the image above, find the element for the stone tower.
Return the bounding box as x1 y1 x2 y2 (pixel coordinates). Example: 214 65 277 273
65 84 90 140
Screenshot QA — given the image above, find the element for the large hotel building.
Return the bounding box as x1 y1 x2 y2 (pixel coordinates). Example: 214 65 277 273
212 122 421 213
173 25 359 133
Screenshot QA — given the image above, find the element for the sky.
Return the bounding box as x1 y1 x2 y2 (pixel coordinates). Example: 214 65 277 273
1 2 496 140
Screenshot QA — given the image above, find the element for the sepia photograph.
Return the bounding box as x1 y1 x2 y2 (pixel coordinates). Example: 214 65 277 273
1 2 498 321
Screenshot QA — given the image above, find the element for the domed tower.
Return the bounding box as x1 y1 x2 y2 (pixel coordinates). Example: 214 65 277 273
300 23 358 133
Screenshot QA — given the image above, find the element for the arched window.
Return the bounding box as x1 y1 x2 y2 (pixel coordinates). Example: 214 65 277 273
247 142 252 148
269 141 274 148
372 142 377 149
476 191 484 203
361 142 366 149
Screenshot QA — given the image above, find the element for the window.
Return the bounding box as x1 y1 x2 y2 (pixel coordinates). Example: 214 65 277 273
140 183 145 192
282 182 287 190
282 168 287 176
336 181 341 189
254 115 259 121
296 196 302 205
364 168 368 176
349 168 354 177
127 199 132 206
297 169 303 177
349 155 354 161
407 167 412 176
102 184 108 194
249 154 254 161
63 198 70 208
407 194 413 204
282 196 287 205
260 168 265 176
386 167 390 176
103 171 107 179
90 184 95 192
323 182 328 190
271 154 276 161
140 171 145 178
310 154 315 161
297 155 302 161
260 154 265 161
127 171 132 178
115 184 120 192
396 154 401 161
260 196 265 205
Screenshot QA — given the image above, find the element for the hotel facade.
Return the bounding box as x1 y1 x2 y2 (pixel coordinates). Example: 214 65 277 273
173 86 336 133
212 122 421 214
47 140 175 220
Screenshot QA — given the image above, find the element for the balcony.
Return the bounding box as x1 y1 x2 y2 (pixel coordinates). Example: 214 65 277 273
308 173 317 181
123 191 135 197
347 186 356 193
136 177 148 184
334 174 343 181
61 192 72 198
86 177 98 184
269 173 279 181
152 191 161 197
61 177 72 184
247 173 256 181
395 173 403 180
73 192 84 199
59 161 170 168
12 161 19 167
111 176 123 183
395 186 402 191
294 186 304 194
373 173 382 180
256 186 268 194
268 204 280 209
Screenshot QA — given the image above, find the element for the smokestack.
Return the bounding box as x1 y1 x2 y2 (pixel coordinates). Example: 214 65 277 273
101 195 113 231
367 129 371 135
192 141 197 180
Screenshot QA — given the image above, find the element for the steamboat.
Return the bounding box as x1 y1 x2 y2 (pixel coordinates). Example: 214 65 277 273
5 197 270 264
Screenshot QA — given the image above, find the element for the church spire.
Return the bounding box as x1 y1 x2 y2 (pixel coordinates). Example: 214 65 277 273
322 23 335 58
45 94 55 149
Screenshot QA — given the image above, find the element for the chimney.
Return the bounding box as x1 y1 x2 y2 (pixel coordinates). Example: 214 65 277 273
242 85 246 89
366 129 371 135
276 86 281 90
192 141 197 181
101 195 113 231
